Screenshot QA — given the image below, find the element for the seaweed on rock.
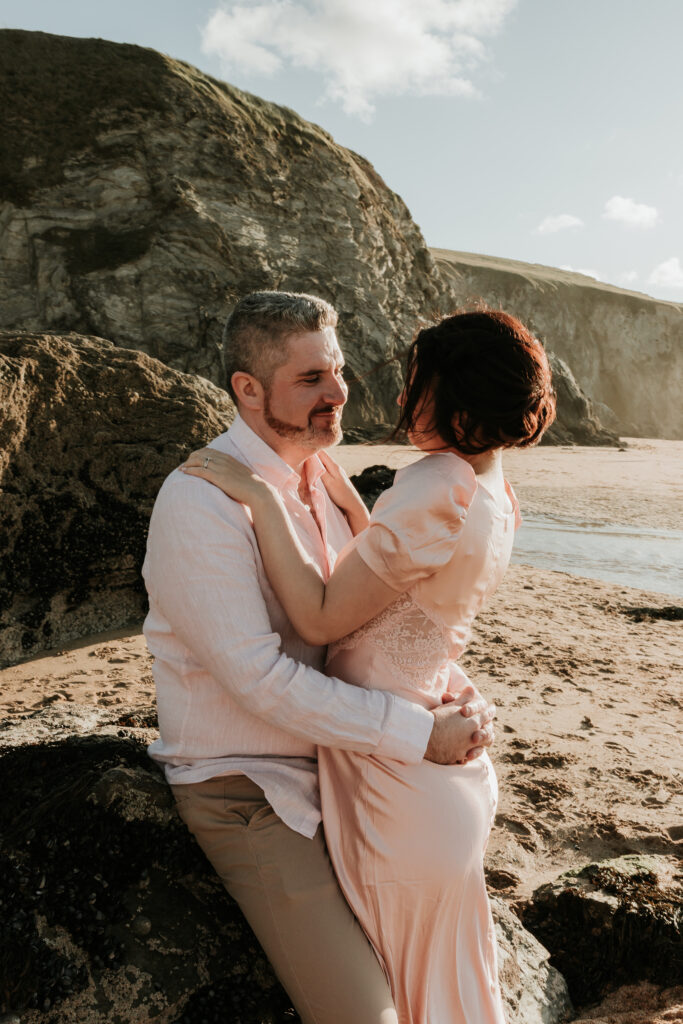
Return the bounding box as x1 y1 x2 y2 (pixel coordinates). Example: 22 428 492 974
522 855 683 1005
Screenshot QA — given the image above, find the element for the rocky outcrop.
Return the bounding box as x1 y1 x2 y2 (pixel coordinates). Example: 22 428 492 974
0 733 291 1024
0 29 441 431
0 30 622 446
0 331 234 666
542 353 619 446
522 855 683 1005
433 248 683 440
0 728 572 1024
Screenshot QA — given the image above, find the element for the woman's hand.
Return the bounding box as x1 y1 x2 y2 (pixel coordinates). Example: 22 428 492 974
319 451 370 535
181 448 273 506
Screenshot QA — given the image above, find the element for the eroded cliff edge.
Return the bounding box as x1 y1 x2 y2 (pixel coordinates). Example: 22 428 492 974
433 249 683 440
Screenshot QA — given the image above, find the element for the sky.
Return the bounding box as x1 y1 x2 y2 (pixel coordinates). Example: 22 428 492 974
2 0 682 303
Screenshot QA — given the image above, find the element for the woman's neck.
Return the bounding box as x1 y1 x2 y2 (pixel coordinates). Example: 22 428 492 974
461 447 502 476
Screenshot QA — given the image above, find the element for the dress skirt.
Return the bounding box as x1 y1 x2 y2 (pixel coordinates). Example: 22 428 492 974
318 746 506 1024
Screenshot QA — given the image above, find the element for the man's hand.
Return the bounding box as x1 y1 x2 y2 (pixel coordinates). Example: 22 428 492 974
424 685 496 765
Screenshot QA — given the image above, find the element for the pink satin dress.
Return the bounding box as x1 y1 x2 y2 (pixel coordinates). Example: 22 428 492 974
319 452 520 1024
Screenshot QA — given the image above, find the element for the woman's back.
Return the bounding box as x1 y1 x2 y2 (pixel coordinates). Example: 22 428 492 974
319 452 515 1024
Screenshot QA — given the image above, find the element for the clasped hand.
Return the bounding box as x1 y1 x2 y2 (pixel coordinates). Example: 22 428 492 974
426 685 496 765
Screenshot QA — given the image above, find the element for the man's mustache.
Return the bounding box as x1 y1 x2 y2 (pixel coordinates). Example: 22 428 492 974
310 405 341 415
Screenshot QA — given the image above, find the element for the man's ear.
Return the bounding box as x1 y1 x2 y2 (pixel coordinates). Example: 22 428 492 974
231 371 265 411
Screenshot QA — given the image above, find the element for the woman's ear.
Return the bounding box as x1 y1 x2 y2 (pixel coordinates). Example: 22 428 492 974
230 371 265 411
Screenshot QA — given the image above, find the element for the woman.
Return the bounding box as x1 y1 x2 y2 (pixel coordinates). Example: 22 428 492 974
182 309 556 1023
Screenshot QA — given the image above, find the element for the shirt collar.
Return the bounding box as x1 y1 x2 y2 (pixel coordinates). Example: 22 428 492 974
224 414 326 493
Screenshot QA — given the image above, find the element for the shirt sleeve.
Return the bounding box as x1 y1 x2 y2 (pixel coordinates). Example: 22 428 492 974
143 472 434 762
355 454 477 591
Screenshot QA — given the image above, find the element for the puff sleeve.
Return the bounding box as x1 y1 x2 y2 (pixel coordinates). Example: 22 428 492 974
355 453 477 591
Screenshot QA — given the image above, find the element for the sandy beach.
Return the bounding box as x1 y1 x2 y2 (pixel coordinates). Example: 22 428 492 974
335 437 683 531
2 440 682 1022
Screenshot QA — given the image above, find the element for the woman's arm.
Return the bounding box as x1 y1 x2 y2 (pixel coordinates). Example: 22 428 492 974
181 449 402 646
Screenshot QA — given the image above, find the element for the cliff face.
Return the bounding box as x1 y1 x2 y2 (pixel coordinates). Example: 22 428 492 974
433 249 683 440
0 29 441 431
2 30 671 443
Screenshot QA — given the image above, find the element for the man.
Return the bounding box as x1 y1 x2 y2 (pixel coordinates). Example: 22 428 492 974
143 291 496 1024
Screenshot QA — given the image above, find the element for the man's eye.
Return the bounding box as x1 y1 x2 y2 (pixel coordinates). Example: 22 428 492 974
302 376 320 384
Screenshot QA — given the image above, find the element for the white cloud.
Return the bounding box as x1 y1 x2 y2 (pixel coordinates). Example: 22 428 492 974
535 214 584 235
602 195 659 228
647 257 683 289
201 0 518 118
618 270 638 285
559 264 601 281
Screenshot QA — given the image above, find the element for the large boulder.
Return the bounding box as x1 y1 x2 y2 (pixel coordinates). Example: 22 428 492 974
0 29 441 431
0 728 572 1024
0 733 291 1024
0 331 234 666
433 248 683 440
542 353 619 446
522 855 683 1005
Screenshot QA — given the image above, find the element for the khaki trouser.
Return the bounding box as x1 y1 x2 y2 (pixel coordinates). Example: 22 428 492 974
172 775 397 1024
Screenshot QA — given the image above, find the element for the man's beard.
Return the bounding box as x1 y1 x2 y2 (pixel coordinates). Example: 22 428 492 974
263 393 343 450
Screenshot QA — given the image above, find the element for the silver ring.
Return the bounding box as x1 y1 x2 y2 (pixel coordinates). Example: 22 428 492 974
203 456 211 469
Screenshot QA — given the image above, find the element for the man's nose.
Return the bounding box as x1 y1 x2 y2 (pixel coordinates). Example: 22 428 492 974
326 376 348 404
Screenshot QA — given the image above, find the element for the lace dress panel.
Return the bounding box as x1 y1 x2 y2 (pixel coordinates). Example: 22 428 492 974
327 591 451 691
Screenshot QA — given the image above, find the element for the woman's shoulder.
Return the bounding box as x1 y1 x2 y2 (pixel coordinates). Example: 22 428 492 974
367 452 477 536
355 453 477 589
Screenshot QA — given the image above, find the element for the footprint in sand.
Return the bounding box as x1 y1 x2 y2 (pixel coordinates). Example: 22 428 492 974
495 813 532 837
513 780 572 806
524 751 577 769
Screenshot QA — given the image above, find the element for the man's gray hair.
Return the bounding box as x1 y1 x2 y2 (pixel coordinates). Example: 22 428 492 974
223 291 338 402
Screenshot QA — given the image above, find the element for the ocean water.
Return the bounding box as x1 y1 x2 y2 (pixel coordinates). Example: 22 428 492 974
511 515 683 599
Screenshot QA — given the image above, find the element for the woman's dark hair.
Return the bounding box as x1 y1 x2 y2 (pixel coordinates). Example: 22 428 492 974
393 308 556 454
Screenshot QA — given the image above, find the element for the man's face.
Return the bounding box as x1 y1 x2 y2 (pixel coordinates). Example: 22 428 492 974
263 327 348 454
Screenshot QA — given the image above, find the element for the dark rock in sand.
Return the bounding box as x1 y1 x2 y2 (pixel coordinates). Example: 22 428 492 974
0 331 234 666
0 29 442 433
621 605 683 623
350 464 397 510
0 731 572 1024
522 854 683 1005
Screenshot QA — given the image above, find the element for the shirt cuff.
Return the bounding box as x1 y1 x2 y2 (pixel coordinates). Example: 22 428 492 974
373 694 434 764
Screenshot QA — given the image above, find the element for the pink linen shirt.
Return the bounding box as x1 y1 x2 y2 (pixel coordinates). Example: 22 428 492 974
143 415 434 838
